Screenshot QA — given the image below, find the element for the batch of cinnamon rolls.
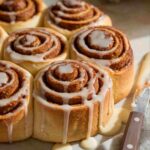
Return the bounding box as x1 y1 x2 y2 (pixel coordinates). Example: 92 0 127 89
0 0 134 146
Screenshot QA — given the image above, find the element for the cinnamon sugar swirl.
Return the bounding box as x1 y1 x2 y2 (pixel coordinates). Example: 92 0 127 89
70 26 134 103
0 60 33 142
3 28 68 75
0 0 46 33
33 59 114 143
44 0 112 38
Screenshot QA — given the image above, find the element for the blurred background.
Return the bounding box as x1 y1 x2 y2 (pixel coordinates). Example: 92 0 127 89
45 0 150 39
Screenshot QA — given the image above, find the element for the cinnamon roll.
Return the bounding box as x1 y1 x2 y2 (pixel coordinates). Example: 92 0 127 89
0 0 46 33
0 26 8 58
33 59 114 143
70 26 134 103
44 0 112 38
0 60 33 142
3 28 68 75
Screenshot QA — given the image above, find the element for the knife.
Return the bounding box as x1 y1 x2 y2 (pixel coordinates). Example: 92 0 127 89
121 87 150 150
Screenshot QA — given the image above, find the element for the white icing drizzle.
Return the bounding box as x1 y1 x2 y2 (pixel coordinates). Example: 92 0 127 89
80 137 98 150
49 8 62 24
9 14 16 24
0 62 31 107
0 61 31 142
56 1 85 12
52 143 72 150
33 60 113 144
89 15 107 26
131 101 137 108
6 29 65 63
62 105 71 144
90 30 113 48
58 64 73 74
0 72 8 86
65 0 81 6
72 27 129 68
24 100 29 137
49 63 86 95
23 35 37 46
84 101 94 138
4 1 14 5
6 4 16 24
4 120 13 143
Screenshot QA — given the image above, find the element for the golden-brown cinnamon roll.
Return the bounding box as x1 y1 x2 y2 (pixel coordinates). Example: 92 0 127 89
0 0 46 33
70 26 134 103
0 26 8 58
0 60 33 142
44 0 112 38
3 28 68 75
33 59 114 143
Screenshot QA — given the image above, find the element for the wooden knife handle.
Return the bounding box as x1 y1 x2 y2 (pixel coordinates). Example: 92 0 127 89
121 111 144 150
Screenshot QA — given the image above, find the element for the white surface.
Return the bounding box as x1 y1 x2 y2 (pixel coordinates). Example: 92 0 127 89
0 0 149 150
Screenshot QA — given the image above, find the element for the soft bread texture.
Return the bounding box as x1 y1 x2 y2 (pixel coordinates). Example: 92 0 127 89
2 28 68 76
44 13 112 39
0 26 8 58
0 0 46 33
0 61 33 142
44 0 112 38
33 60 114 143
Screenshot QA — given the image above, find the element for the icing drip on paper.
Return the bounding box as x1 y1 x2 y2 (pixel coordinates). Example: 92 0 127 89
52 143 72 150
100 108 130 136
80 137 98 150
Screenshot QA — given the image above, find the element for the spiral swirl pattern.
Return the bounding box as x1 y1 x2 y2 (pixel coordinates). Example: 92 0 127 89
4 28 66 62
0 0 41 23
34 60 112 105
48 0 103 30
71 26 133 70
0 61 31 116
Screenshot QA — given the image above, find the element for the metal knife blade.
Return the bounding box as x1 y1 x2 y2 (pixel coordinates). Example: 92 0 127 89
121 87 150 150
134 87 150 114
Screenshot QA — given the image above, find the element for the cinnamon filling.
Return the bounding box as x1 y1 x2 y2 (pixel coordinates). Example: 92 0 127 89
74 27 133 70
43 61 103 105
0 0 40 23
48 0 103 30
6 28 63 59
0 63 25 115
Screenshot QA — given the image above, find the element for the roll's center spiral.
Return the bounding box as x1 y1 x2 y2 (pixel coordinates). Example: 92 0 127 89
20 34 40 47
88 30 114 50
0 72 9 86
0 68 19 99
0 0 26 11
63 0 82 7
54 64 78 81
